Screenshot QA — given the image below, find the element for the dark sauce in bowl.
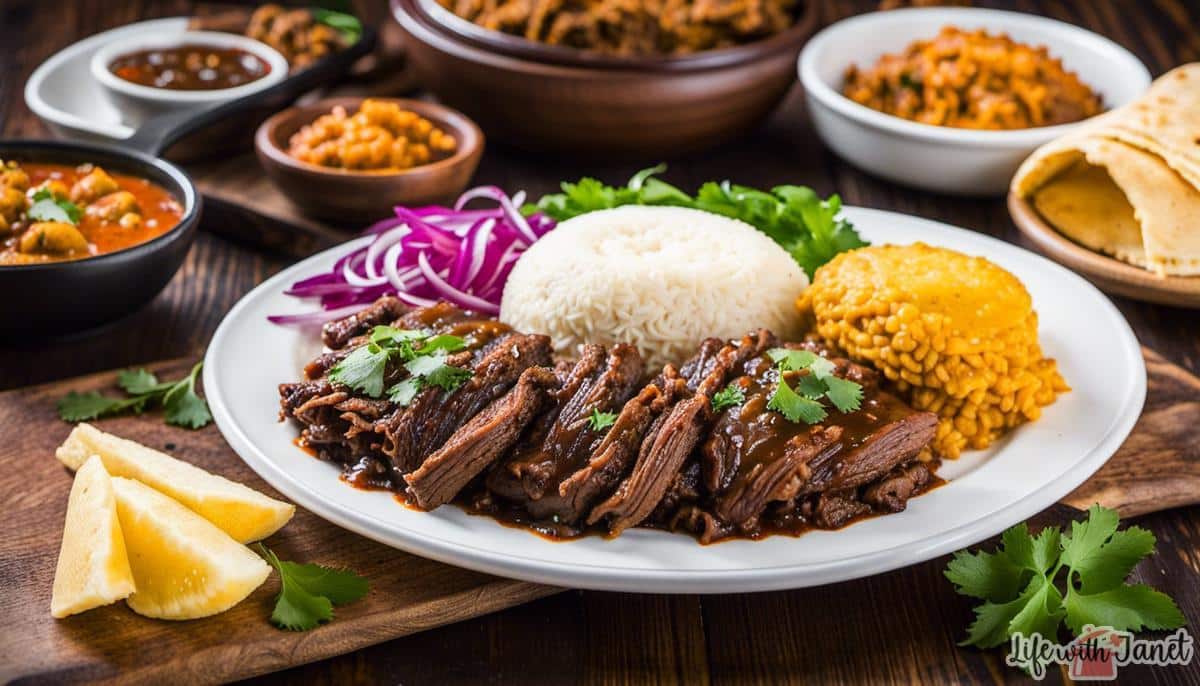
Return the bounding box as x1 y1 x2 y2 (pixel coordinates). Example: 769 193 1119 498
109 44 271 90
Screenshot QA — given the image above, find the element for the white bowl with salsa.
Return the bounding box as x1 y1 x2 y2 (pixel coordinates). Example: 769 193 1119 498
90 30 288 126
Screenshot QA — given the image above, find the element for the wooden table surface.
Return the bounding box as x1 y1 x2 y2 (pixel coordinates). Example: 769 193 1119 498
2 0 1197 683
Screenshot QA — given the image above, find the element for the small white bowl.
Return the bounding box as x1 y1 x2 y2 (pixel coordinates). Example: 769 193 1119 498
91 30 289 127
798 8 1151 196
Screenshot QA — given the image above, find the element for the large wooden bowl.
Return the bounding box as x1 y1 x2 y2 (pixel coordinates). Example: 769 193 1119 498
1008 192 1200 308
391 0 818 158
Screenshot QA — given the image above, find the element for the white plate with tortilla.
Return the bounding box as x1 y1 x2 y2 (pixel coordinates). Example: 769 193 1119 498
205 207 1145 593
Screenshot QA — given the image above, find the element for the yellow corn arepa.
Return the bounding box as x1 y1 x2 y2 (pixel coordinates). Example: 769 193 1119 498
111 477 271 620
50 455 136 618
57 423 294 543
796 243 1068 458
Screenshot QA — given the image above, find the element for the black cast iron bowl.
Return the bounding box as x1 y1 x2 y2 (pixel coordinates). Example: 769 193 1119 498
0 141 199 338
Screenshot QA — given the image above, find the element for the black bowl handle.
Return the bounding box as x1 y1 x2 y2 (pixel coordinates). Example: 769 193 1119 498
123 26 378 156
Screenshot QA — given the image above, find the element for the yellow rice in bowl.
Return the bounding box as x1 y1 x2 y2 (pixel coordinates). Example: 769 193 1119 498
796 243 1068 458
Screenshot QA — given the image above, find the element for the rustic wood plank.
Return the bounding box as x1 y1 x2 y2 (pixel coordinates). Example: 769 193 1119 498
0 360 559 686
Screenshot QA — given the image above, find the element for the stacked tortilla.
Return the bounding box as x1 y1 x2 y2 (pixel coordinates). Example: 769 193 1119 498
1012 63 1200 276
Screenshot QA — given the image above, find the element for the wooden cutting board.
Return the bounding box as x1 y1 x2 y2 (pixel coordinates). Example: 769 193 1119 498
1 348 1197 685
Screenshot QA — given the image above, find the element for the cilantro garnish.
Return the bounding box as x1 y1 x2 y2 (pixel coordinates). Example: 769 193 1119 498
764 348 862 424
256 544 368 631
329 327 472 404
526 165 867 278
588 408 618 431
710 384 745 414
57 362 212 429
28 187 82 225
946 505 1185 651
311 7 363 45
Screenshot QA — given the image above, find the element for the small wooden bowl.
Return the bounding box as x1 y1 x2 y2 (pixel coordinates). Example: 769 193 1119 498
255 97 484 223
391 0 818 158
1008 191 1200 308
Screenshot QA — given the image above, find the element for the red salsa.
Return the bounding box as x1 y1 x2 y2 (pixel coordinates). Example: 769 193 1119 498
109 44 271 90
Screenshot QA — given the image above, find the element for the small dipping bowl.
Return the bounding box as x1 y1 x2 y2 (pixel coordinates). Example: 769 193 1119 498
255 97 485 223
91 30 289 127
799 8 1151 196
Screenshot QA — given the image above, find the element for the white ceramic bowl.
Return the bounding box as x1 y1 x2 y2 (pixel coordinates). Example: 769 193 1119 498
90 30 288 127
798 8 1151 196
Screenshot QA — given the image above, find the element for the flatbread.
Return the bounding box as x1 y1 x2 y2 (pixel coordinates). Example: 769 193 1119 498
1012 63 1200 276
1089 64 1200 191
1032 159 1146 268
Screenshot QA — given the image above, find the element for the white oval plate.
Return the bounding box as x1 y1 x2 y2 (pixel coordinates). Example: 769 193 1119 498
205 207 1145 593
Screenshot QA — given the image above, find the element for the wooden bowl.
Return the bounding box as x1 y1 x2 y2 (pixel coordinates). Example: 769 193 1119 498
391 0 819 158
255 97 484 223
1008 192 1200 308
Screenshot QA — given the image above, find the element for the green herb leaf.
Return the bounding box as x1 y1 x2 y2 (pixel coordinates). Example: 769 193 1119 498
588 408 618 431
28 188 83 225
162 363 212 430
418 334 467 355
387 378 422 407
767 348 818 371
422 361 473 393
117 368 168 395
1064 584 1186 635
328 344 390 398
312 7 362 45
527 165 867 277
945 547 1024 603
257 544 367 632
767 377 827 424
947 505 1185 655
710 384 745 413
795 373 828 399
823 376 863 413
56 391 134 422
57 362 209 428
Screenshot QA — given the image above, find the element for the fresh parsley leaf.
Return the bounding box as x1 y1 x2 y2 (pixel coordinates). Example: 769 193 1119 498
824 376 863 413
57 362 210 428
588 408 618 431
764 348 861 422
28 188 83 225
162 363 212 429
257 544 368 632
387 378 422 407
422 361 472 393
795 373 828 399
312 7 363 44
767 377 827 424
328 344 390 398
117 368 168 395
767 348 818 371
418 334 467 355
369 326 427 348
945 546 1024 603
57 391 137 421
947 505 1185 656
1064 584 1186 635
710 384 745 413
527 165 867 277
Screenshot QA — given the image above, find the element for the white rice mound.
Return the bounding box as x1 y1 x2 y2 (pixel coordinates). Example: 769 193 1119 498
500 206 809 370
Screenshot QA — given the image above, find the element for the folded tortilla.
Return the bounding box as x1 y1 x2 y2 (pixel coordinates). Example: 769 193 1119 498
1013 64 1200 276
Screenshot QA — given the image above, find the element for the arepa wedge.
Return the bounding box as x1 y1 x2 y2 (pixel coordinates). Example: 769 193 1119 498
57 423 294 543
50 455 136 618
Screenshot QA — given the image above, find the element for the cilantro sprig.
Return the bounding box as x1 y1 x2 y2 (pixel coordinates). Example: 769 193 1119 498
526 165 868 277
711 384 745 414
946 505 1185 650
588 408 618 431
256 544 369 631
28 187 82 225
57 362 212 429
764 348 862 424
312 7 363 45
327 327 471 405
